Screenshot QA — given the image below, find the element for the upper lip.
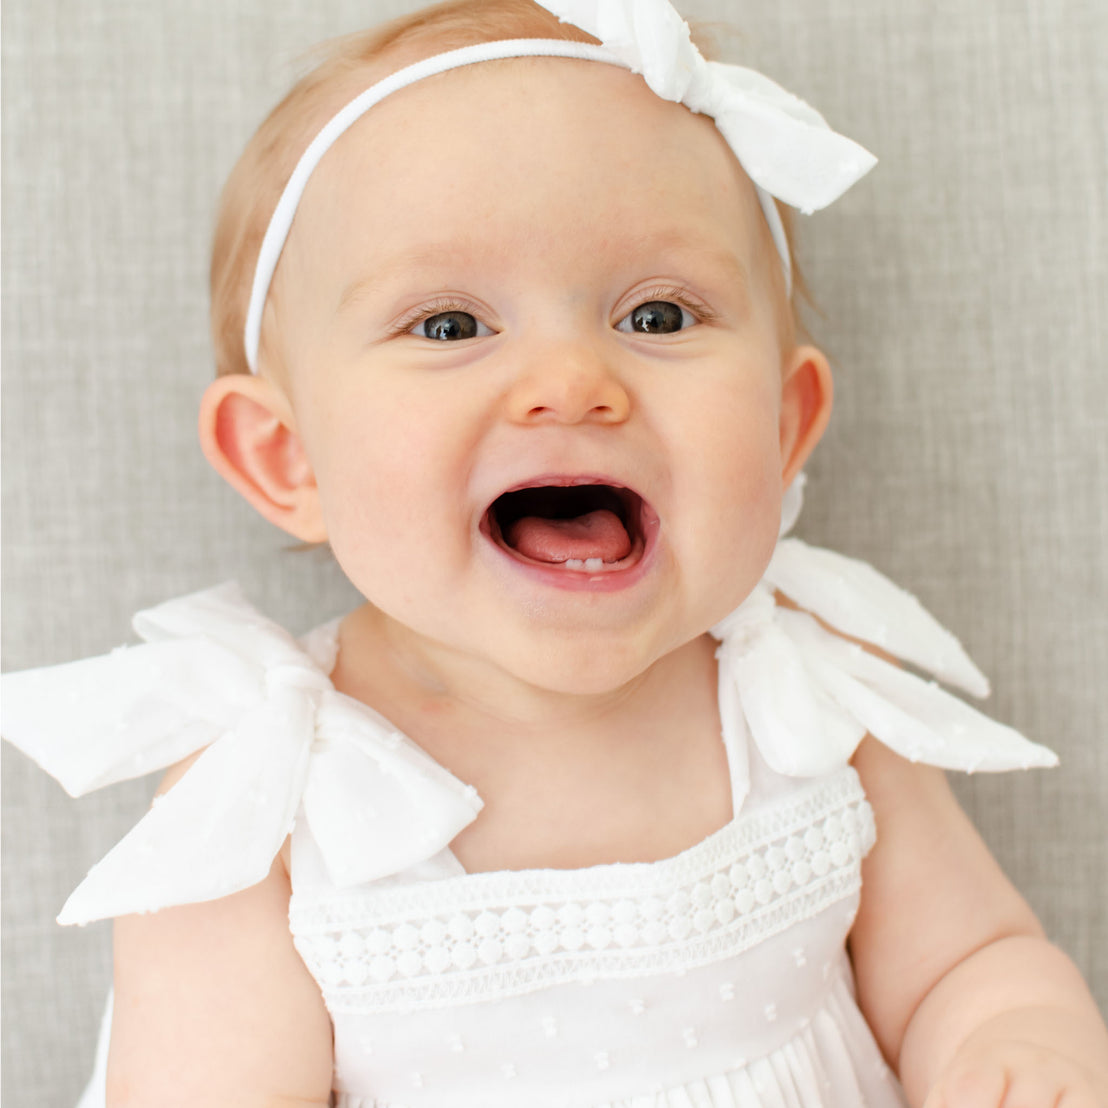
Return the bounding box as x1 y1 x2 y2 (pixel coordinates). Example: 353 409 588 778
491 473 640 496
482 472 650 511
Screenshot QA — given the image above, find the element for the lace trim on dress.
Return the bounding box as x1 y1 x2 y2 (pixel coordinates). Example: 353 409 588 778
290 771 875 1013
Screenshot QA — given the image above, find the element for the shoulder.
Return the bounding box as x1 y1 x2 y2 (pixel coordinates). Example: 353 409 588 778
848 736 1043 1059
110 851 332 1105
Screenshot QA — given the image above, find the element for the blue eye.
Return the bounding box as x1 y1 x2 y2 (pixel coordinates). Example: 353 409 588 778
616 300 696 335
415 311 493 341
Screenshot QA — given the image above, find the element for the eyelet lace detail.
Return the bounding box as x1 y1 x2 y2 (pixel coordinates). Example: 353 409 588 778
290 769 874 1014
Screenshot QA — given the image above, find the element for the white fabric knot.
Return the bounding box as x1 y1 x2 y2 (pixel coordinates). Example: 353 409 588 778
264 659 333 698
710 477 1057 814
541 0 876 214
549 0 702 101
1 582 482 925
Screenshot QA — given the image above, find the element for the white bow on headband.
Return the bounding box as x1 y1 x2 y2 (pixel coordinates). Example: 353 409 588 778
243 0 876 372
542 0 875 212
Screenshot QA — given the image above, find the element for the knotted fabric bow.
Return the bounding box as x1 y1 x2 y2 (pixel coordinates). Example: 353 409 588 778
540 0 876 213
0 584 482 925
711 479 1057 813
243 0 876 371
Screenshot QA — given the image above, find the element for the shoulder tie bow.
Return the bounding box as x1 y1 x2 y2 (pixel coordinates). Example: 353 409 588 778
712 481 1057 815
0 583 482 925
3 484 1057 918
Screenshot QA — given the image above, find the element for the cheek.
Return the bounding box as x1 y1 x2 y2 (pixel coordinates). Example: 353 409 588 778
318 447 422 548
303 398 469 568
296 403 396 536
673 382 785 582
316 454 443 613
685 376 785 493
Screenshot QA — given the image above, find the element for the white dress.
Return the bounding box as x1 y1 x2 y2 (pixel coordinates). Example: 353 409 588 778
1 489 1057 1107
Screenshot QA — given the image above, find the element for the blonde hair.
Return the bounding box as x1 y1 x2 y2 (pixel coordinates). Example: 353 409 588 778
209 0 800 377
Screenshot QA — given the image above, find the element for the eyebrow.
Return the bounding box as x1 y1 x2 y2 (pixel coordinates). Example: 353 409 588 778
336 232 755 315
620 232 756 313
658 239 754 295
336 244 476 314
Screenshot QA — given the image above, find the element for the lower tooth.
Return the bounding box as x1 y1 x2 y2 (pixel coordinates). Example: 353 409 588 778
560 557 606 572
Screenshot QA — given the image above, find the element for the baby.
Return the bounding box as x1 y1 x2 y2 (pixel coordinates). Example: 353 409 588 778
3 1 1107 1106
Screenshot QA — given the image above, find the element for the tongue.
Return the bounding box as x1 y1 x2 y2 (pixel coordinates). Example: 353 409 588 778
506 509 632 564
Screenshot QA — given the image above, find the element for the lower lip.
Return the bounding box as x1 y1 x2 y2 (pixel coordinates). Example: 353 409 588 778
480 511 660 593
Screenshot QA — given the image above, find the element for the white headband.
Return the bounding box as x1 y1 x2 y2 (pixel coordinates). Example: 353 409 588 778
243 0 876 373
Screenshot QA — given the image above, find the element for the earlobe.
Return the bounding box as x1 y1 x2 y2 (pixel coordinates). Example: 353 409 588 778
198 375 327 543
778 345 833 487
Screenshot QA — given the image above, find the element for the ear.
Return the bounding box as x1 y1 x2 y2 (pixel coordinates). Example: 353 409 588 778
198 374 327 543
778 344 833 487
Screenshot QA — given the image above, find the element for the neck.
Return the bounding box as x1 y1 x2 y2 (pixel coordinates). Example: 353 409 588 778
331 601 717 753
331 603 728 873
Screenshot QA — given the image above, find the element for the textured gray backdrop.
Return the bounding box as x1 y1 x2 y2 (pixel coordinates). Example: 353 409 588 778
2 1 1105 1104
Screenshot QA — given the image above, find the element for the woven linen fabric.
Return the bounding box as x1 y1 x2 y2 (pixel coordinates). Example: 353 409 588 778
2 0 1105 1103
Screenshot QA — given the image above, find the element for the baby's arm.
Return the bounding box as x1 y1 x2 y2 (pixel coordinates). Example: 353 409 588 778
850 738 1108 1108
106 763 333 1107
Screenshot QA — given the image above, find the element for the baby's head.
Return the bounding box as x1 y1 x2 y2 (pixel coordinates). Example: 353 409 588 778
200 0 870 694
210 0 811 381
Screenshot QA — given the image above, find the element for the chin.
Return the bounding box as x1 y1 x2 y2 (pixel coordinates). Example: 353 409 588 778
496 630 674 698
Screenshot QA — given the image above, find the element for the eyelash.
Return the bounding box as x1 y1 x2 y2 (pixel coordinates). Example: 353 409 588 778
387 286 717 338
387 297 489 338
620 285 717 328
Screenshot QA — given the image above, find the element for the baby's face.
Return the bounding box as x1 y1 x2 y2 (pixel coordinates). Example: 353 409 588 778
271 58 814 696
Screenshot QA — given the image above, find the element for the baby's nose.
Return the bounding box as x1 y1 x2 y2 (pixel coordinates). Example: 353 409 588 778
503 340 631 425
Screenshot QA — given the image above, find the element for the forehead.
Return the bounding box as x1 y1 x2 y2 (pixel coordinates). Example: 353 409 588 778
286 57 766 290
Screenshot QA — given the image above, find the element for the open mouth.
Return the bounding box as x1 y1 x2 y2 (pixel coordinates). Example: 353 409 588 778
483 481 651 573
